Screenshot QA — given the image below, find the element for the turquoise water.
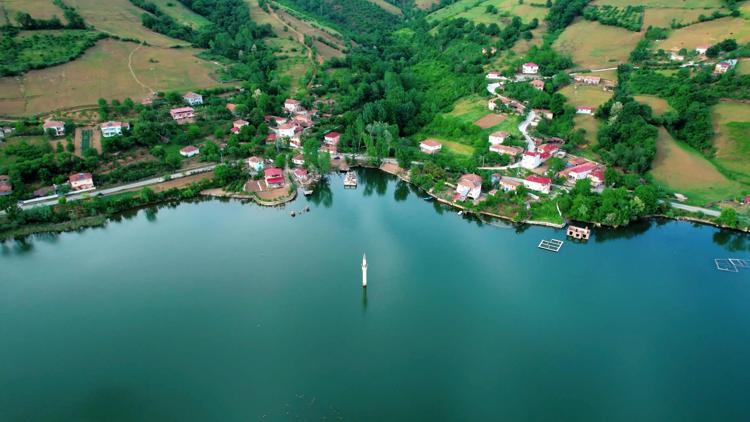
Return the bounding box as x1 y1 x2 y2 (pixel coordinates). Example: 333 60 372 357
2 170 750 421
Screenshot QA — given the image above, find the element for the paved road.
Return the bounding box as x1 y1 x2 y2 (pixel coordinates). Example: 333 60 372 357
668 201 721 217
518 109 537 152
18 164 217 210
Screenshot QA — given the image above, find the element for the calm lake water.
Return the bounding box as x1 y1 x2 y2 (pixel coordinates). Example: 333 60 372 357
2 170 750 421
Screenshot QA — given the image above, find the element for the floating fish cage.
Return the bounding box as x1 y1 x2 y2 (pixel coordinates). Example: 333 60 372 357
538 239 564 252
715 258 750 273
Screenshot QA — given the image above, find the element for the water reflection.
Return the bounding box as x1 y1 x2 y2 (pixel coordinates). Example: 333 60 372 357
713 229 750 252
591 220 653 243
308 178 333 208
394 181 410 202
144 207 159 222
361 288 368 313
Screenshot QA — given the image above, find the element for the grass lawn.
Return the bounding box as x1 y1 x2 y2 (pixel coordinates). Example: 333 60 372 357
0 39 224 116
573 114 599 155
1 0 63 24
150 0 210 27
560 84 612 108
447 95 522 135
634 94 673 116
736 59 750 75
660 17 750 50
415 0 439 9
650 127 745 205
435 139 476 156
711 101 750 183
643 7 722 28
553 19 643 70
591 0 724 7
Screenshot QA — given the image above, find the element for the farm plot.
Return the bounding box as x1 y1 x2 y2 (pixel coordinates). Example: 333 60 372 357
650 127 742 205
553 19 643 70
660 17 750 51
591 0 724 7
428 0 547 25
560 84 612 108
0 39 224 116
643 7 723 28
149 0 210 27
711 101 750 183
366 0 402 15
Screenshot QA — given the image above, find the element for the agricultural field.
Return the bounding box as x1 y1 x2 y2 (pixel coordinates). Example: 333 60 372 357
711 101 750 184
660 17 750 51
66 0 191 47
447 95 522 135
0 39 224 116
149 0 210 28
573 114 599 152
553 19 643 70
737 59 750 75
642 7 723 28
560 84 612 108
650 127 743 205
0 0 63 24
427 0 548 25
591 0 724 7
634 94 673 116
424 138 476 156
366 0 402 15
271 5 346 60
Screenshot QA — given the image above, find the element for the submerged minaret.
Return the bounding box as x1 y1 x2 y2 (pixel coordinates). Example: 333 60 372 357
362 253 367 288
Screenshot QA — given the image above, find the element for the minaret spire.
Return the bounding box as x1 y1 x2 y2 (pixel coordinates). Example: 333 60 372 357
361 253 367 288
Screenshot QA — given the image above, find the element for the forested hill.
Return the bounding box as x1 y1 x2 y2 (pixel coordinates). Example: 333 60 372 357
273 0 402 43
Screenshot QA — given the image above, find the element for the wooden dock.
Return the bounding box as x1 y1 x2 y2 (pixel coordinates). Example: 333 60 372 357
538 239 564 252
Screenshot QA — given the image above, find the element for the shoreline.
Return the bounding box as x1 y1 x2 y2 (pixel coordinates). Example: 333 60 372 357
1 166 747 242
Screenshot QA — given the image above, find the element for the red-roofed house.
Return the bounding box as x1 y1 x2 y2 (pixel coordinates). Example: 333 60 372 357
420 140 442 154
69 172 94 191
531 79 545 91
293 168 309 182
524 175 551 194
486 71 502 79
489 131 509 145
292 155 305 166
537 144 560 156
0 175 12 196
522 62 539 74
574 75 601 85
500 176 522 192
170 107 194 123
324 132 341 146
588 168 605 187
277 122 298 139
183 92 203 106
715 61 732 74
455 174 482 201
284 99 301 113
100 121 129 138
43 120 65 137
180 145 199 158
521 151 550 169
558 162 598 183
230 119 249 134
264 167 285 188
576 106 594 115
226 103 237 114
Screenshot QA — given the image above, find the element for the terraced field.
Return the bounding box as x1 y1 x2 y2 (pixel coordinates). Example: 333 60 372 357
428 0 548 25
150 0 210 27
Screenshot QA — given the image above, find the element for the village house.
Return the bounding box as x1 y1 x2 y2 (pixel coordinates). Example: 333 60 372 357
574 75 601 85
324 132 341 146
500 176 522 192
289 133 303 150
490 144 523 156
521 151 549 169
265 133 277 144
558 162 598 183
531 79 545 91
264 167 285 188
489 131 509 145
292 155 305 166
588 168 605 187
522 62 539 74
226 103 237 114
180 145 199 158
247 156 264 172
486 71 502 79
533 109 554 120
43 120 65 137
419 139 442 154
576 106 594 115
695 46 709 55
292 114 313 128
524 175 552 194
0 175 12 196
284 99 302 113
455 173 482 201
537 143 560 156
170 107 195 123
230 119 249 134
100 121 129 138
69 172 94 191
293 168 309 183
277 122 298 139
714 61 733 74
183 92 203 106
670 51 685 62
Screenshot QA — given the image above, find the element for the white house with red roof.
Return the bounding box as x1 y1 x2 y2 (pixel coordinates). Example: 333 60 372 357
292 155 305 166
324 132 341 146
284 99 302 113
69 172 94 191
419 139 442 154
490 144 523 156
230 119 249 134
292 168 309 182
522 62 539 74
714 61 732 74
488 131 509 145
43 120 65 137
100 121 129 138
521 151 549 169
277 122 298 139
576 106 594 115
247 156 264 172
531 79 545 91
537 143 560 156
226 103 237 114
486 71 502 80
170 107 194 123
179 145 199 158
524 175 551 194
455 174 482 201
588 168 606 187
183 92 203 106
558 162 598 183
264 167 285 188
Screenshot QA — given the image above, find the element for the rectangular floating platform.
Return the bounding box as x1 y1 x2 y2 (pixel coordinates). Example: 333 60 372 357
538 239 564 252
716 258 750 272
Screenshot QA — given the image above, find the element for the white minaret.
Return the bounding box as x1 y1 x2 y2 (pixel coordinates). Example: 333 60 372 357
361 253 367 288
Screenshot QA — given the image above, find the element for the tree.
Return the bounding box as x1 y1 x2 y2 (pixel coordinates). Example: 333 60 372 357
716 208 738 228
317 151 331 174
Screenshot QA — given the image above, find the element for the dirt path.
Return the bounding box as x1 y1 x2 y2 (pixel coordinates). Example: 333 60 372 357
266 3 320 88
128 42 155 94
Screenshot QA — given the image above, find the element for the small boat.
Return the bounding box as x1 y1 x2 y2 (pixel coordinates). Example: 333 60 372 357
458 211 463 216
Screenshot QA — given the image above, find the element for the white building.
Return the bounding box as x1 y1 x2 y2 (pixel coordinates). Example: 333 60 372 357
522 62 539 74
521 151 549 169
100 121 129 138
247 156 264 172
183 92 203 106
69 172 94 191
43 120 65 137
180 146 199 158
284 99 302 113
455 174 482 201
277 122 297 139
488 131 509 145
576 106 594 115
419 140 442 154
523 175 551 194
